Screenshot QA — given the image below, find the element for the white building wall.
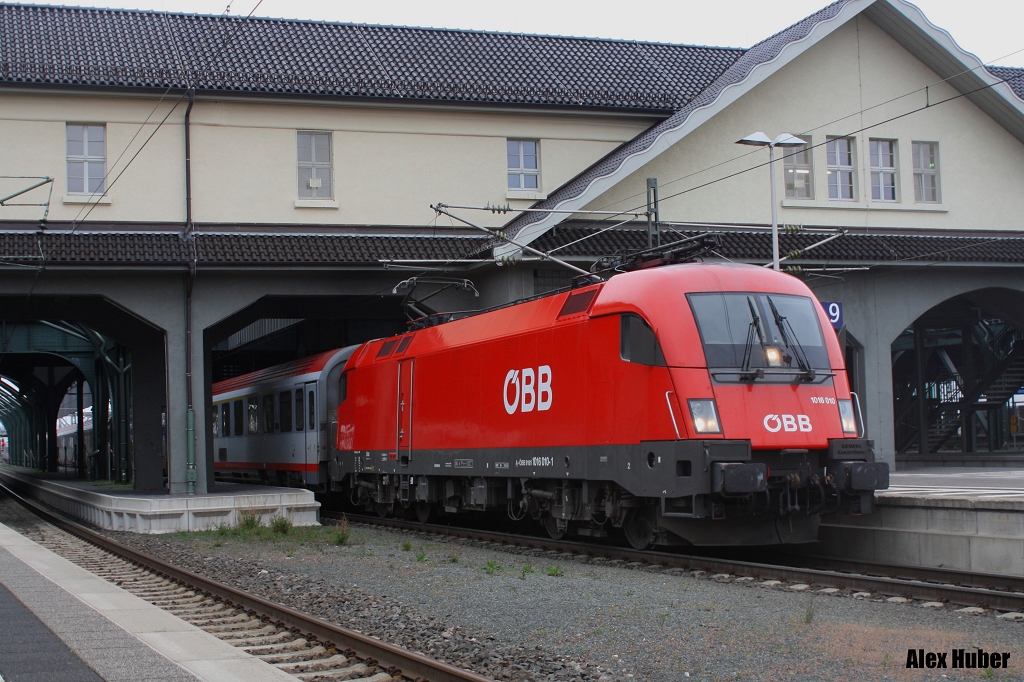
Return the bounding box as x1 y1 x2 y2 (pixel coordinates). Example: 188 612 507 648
587 17 1024 232
1 92 652 229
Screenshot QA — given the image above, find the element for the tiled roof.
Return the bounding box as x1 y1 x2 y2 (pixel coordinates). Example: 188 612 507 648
0 228 488 265
0 3 743 112
534 224 1024 264
503 0 854 241
3 224 1023 267
987 66 1024 101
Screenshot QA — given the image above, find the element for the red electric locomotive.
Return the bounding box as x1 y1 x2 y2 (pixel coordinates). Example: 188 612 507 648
326 261 888 547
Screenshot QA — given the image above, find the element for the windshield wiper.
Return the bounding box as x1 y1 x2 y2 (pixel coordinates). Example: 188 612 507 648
766 295 815 381
740 296 765 380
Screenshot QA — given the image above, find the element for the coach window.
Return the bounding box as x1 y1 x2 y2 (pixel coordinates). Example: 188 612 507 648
220 404 230 439
263 394 275 433
308 390 316 431
233 400 244 436
620 314 666 366
247 397 259 434
279 391 292 432
294 389 304 431
212 404 220 437
339 371 348 403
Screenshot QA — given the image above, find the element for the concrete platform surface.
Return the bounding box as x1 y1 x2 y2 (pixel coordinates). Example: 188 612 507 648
890 466 1024 493
0 466 320 533
820 466 1024 576
0 520 295 681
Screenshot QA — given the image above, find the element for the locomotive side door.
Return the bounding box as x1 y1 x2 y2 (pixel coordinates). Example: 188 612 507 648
397 359 414 466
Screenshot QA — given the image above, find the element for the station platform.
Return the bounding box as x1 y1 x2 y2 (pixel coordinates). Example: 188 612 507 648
0 466 320 533
818 466 1024 576
0 518 293 681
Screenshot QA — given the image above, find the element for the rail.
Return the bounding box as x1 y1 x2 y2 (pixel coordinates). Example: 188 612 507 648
329 512 1024 614
0 482 493 682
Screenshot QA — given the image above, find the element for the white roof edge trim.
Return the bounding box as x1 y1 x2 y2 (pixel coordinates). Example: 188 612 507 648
886 0 1024 105
494 0 876 258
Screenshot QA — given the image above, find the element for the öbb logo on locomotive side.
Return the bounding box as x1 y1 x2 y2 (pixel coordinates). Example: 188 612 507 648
763 414 813 433
503 366 553 414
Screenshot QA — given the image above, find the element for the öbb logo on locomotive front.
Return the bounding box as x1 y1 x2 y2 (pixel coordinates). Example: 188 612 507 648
503 366 553 414
763 414 813 433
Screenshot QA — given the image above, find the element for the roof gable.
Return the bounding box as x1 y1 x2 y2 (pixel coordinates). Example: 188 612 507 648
496 0 1024 256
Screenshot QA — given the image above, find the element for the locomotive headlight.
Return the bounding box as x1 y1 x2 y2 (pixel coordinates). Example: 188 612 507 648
764 346 783 367
838 399 858 434
688 399 722 434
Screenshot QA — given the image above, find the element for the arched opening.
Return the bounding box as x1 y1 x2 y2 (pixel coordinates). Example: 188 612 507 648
0 296 166 489
892 288 1024 455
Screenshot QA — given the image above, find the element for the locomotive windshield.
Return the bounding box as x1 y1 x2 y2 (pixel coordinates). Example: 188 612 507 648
688 293 830 370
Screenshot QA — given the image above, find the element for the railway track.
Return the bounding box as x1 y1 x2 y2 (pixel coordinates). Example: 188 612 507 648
328 511 1024 616
0 485 492 682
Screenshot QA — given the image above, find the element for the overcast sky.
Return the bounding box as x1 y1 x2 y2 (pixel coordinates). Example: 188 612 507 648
21 0 1024 67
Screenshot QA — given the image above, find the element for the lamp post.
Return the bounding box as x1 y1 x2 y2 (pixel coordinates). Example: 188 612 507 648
736 132 806 271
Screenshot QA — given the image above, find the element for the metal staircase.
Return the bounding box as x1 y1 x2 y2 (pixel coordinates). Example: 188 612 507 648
895 321 1024 454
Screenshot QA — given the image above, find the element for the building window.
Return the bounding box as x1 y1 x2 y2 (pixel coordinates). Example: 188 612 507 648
913 142 940 203
870 139 898 202
783 140 813 199
507 140 539 190
826 137 855 200
297 131 332 199
66 124 106 195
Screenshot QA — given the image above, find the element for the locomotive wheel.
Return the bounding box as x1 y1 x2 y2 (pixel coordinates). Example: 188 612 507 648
541 515 566 540
374 502 392 518
414 501 434 524
622 509 654 550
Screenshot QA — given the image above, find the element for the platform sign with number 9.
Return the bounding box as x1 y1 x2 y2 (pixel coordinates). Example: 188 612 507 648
820 301 843 330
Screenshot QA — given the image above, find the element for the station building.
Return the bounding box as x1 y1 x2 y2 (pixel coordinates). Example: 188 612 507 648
1 0 1023 492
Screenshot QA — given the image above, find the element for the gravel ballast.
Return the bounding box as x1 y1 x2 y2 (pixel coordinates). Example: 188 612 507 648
87 515 1024 682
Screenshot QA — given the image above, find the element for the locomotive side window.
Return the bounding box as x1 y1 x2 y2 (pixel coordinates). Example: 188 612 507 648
295 389 304 431
247 397 259 434
220 403 230 438
620 314 666 366
279 391 292 432
308 390 316 431
263 394 275 433
376 339 398 359
212 404 220 437
233 400 244 436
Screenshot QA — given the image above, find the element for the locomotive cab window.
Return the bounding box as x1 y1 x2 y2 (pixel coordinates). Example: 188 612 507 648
620 314 666 366
295 389 304 431
688 293 829 370
262 394 275 433
233 400 244 436
279 391 292 432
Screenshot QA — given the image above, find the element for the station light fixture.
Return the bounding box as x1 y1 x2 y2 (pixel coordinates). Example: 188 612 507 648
736 132 807 271
688 399 722 434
